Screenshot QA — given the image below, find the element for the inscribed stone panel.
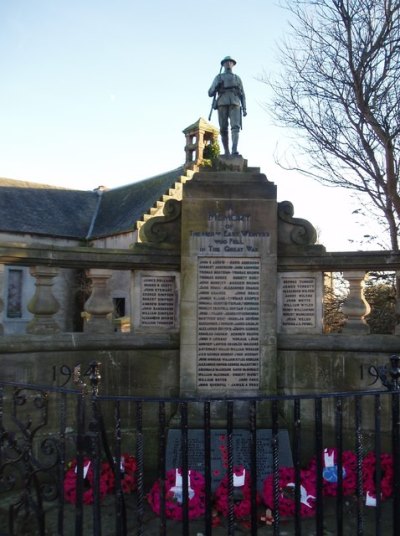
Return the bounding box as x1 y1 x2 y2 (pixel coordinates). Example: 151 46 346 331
166 428 292 491
277 272 323 333
197 257 260 390
133 271 180 331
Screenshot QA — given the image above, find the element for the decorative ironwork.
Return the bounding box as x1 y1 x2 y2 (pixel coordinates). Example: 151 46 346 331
72 361 102 395
0 387 60 535
368 355 400 391
88 360 102 397
1 371 400 534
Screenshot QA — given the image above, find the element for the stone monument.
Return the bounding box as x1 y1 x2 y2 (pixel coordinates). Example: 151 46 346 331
180 159 278 400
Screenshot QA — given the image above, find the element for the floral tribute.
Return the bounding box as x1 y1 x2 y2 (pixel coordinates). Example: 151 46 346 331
262 467 316 518
362 451 393 505
64 457 113 505
308 447 357 496
109 453 137 494
147 468 206 520
214 466 260 521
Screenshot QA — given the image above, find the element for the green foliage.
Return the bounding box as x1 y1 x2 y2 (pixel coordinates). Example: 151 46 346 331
323 273 346 333
364 277 397 334
202 141 220 167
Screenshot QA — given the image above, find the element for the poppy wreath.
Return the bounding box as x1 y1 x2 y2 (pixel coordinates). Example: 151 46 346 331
147 468 206 520
64 458 113 505
214 466 261 520
308 447 357 496
262 467 317 518
215 466 261 519
108 453 137 494
362 451 393 503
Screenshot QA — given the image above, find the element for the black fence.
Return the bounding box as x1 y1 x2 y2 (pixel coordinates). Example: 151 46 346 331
1 361 400 535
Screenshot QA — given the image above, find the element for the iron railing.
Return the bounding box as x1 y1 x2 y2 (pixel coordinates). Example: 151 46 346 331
1 365 400 535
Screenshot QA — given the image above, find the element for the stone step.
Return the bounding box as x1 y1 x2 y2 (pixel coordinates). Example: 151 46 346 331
135 168 196 233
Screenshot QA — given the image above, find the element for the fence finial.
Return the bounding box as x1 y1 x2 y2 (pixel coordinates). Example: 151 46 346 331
89 361 102 396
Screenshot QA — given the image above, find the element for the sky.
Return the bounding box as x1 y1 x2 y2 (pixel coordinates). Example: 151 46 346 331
0 0 376 251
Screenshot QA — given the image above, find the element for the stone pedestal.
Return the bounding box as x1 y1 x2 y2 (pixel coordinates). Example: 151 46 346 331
180 165 278 400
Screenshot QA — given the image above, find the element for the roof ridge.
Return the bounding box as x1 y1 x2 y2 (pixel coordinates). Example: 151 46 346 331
0 177 72 190
86 189 104 239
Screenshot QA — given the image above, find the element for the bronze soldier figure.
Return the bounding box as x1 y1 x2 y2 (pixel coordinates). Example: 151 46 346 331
208 56 247 156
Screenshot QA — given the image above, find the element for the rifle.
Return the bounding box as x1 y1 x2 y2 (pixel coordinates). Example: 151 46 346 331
208 64 223 121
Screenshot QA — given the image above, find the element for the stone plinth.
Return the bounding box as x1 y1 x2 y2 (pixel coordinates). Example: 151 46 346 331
180 166 278 397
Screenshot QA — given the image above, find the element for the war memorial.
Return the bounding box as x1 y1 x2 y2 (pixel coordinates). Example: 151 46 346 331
0 57 400 534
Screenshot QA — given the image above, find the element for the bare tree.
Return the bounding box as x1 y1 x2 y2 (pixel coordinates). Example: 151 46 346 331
265 0 400 249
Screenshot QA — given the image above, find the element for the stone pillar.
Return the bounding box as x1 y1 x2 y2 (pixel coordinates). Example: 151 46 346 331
83 269 114 333
0 264 4 335
341 270 370 334
27 266 61 334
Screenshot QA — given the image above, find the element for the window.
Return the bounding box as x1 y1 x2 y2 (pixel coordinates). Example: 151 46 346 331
113 297 126 318
7 269 23 318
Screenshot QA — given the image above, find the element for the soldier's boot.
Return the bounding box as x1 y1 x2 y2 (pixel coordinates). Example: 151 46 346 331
221 134 230 156
231 130 240 155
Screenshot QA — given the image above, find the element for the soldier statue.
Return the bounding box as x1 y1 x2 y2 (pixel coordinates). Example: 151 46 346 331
208 56 247 157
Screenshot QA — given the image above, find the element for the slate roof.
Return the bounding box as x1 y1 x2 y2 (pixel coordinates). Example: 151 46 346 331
90 167 184 238
0 166 184 240
0 179 98 239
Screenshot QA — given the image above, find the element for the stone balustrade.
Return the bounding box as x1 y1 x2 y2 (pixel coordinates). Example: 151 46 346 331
0 242 400 336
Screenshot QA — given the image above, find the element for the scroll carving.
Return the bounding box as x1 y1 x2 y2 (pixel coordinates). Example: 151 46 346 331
278 201 317 246
139 199 181 245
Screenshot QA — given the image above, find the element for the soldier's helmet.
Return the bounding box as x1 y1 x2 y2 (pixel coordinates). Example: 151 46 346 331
221 56 236 66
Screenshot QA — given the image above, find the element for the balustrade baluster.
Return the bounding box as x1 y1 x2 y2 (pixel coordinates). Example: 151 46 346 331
341 270 370 333
83 268 114 333
27 265 60 334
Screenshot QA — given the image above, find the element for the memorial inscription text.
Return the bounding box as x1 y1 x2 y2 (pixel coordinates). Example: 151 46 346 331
197 257 260 390
140 276 175 327
281 277 316 328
